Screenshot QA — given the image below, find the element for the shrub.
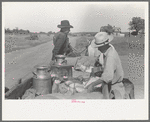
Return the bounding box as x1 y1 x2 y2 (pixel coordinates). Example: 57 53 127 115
75 37 89 51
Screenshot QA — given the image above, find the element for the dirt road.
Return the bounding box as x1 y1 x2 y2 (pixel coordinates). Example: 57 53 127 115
5 36 77 88
5 36 144 99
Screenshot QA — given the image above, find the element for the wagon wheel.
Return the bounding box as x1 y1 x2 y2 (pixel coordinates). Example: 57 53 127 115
112 89 122 99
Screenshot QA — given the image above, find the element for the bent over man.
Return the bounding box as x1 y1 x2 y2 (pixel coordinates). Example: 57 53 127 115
85 32 126 99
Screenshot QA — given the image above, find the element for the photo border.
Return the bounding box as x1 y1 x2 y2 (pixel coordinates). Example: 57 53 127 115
1 0 149 121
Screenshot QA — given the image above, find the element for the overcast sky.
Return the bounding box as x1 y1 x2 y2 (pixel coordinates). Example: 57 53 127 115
2 2 147 33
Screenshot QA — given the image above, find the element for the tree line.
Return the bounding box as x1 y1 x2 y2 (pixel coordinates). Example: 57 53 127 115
5 17 145 35
5 28 30 33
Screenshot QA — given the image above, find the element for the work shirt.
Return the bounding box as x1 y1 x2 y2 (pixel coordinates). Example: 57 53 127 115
88 43 124 84
87 43 126 98
99 44 124 84
52 31 69 60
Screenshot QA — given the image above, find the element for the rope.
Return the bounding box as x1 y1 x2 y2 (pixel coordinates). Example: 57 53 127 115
67 39 92 57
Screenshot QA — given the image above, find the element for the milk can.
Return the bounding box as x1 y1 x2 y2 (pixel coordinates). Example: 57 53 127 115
55 55 67 65
33 65 52 95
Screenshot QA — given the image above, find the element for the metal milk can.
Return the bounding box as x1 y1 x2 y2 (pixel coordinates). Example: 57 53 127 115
33 66 52 95
55 55 67 65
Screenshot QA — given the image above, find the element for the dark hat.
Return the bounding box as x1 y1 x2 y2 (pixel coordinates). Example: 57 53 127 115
57 20 73 28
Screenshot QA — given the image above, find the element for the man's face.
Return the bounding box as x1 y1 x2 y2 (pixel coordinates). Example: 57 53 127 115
98 46 104 52
98 44 110 53
64 28 70 34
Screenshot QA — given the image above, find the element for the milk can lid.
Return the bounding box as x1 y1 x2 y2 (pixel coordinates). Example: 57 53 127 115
55 55 66 59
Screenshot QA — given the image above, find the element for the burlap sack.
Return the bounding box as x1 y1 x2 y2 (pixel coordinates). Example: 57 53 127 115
74 56 96 72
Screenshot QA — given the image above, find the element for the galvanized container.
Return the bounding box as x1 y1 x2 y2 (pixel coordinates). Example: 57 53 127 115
33 66 52 95
55 55 67 65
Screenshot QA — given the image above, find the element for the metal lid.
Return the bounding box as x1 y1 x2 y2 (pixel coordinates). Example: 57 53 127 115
55 55 66 59
36 65 48 70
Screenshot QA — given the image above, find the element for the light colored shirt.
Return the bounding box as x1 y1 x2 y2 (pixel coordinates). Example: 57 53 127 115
88 44 96 57
88 43 124 84
100 44 124 84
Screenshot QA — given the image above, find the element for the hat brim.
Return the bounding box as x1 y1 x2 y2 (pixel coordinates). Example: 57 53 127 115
57 25 73 28
91 34 114 48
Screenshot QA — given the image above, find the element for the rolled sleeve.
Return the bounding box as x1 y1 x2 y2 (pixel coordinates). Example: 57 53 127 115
100 56 116 83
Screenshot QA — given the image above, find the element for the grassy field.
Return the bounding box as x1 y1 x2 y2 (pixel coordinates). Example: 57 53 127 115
5 34 54 53
5 33 144 57
74 34 144 56
74 36 129 56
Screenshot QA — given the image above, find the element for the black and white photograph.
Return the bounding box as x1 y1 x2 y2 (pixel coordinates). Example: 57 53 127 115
2 1 149 120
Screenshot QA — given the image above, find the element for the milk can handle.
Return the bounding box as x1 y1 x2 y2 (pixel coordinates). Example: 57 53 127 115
47 68 51 72
32 71 37 78
61 60 67 64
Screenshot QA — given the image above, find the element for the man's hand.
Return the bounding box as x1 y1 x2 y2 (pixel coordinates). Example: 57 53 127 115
84 77 103 89
65 44 73 56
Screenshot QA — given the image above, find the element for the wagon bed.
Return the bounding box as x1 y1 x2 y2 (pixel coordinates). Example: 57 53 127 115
5 68 100 99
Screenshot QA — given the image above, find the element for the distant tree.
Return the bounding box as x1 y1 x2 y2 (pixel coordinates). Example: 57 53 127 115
100 24 114 35
6 28 11 33
128 17 145 33
27 30 30 33
40 31 46 34
5 28 7 33
47 31 53 36
7 28 10 31
15 27 18 31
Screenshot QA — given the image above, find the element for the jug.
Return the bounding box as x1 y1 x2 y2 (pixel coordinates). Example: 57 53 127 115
55 55 67 65
33 65 52 95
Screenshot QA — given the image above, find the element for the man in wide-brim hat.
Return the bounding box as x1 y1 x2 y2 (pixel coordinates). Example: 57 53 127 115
57 20 73 28
85 31 126 99
51 20 73 63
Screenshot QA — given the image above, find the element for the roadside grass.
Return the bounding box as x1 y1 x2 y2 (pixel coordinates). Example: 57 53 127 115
5 33 144 57
74 36 129 56
73 35 144 56
110 37 128 56
5 34 53 53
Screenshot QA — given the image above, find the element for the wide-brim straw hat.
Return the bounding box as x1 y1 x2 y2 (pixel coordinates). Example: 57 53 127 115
57 20 73 28
91 32 114 48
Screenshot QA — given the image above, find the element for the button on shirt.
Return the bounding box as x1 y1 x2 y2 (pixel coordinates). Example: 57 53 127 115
95 44 124 84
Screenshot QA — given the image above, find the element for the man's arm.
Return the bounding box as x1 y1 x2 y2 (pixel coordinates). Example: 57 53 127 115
100 56 116 83
84 78 104 89
85 56 116 88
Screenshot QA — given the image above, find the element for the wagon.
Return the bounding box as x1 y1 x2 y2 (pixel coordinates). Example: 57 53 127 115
5 47 135 99
4 62 104 100
5 65 134 99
